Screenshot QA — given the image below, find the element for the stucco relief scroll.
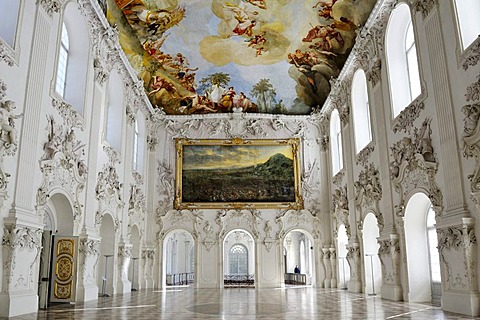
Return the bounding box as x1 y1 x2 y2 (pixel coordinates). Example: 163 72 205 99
2 224 43 293
354 163 384 231
0 42 15 67
94 146 124 231
37 107 87 227
437 219 477 292
332 185 350 238
462 75 480 196
390 118 443 216
78 238 100 286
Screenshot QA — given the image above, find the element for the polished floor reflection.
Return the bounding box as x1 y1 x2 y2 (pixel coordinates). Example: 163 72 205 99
8 286 479 320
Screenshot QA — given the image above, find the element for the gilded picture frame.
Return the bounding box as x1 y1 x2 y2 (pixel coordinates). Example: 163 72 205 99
174 138 303 210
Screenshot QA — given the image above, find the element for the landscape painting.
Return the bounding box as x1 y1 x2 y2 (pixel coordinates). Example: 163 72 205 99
174 138 303 209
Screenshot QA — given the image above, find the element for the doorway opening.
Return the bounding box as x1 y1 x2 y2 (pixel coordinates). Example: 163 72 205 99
283 230 315 286
163 230 195 287
404 192 442 305
223 229 255 287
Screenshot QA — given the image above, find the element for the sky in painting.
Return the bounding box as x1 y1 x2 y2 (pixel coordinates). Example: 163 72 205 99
160 0 313 109
183 145 293 170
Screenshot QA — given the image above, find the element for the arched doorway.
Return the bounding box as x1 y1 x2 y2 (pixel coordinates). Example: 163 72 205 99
38 193 75 309
129 225 141 291
163 230 194 287
362 213 381 295
98 214 115 297
337 224 350 289
404 192 441 304
283 230 314 286
223 229 255 287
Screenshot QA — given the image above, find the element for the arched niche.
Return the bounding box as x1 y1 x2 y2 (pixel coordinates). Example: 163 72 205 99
337 224 350 289
362 212 381 295
404 192 433 302
98 213 116 296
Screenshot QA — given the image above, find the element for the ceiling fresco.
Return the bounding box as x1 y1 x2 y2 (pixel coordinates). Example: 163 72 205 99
107 0 376 115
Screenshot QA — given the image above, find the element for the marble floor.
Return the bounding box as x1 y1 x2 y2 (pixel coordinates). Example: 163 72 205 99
7 286 480 320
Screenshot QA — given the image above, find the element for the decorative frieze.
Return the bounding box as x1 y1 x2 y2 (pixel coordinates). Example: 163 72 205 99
355 145 375 167
461 39 480 71
0 41 15 67
411 0 438 20
52 98 85 130
38 0 62 17
392 102 425 134
461 76 480 192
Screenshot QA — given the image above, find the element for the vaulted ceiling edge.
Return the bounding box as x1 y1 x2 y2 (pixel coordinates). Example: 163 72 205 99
105 0 377 116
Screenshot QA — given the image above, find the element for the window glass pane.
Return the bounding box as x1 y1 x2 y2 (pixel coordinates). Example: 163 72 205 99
405 22 414 49
55 24 69 98
133 120 139 170
455 0 480 49
406 45 421 99
0 0 21 47
427 207 441 283
229 244 248 275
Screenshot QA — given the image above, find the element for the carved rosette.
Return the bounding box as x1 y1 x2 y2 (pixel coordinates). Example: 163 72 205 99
78 238 100 285
2 224 43 292
437 219 477 292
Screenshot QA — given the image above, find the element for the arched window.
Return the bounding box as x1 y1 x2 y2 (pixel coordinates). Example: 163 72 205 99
0 0 21 47
55 23 69 98
386 3 421 118
426 206 441 283
352 70 372 153
133 120 139 171
330 109 343 175
132 112 145 172
54 3 90 114
105 70 124 151
229 244 248 275
453 0 480 50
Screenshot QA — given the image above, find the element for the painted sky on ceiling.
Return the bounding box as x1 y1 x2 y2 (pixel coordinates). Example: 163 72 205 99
108 0 376 115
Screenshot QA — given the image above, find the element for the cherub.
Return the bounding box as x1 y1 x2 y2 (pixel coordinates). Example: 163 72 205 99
0 100 22 149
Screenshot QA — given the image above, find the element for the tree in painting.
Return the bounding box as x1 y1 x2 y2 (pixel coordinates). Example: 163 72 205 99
197 72 231 96
250 79 277 113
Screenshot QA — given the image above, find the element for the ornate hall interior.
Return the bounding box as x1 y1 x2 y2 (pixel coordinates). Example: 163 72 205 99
0 0 480 318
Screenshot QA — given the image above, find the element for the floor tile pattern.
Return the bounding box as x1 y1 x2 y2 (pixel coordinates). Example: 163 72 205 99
5 286 480 320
